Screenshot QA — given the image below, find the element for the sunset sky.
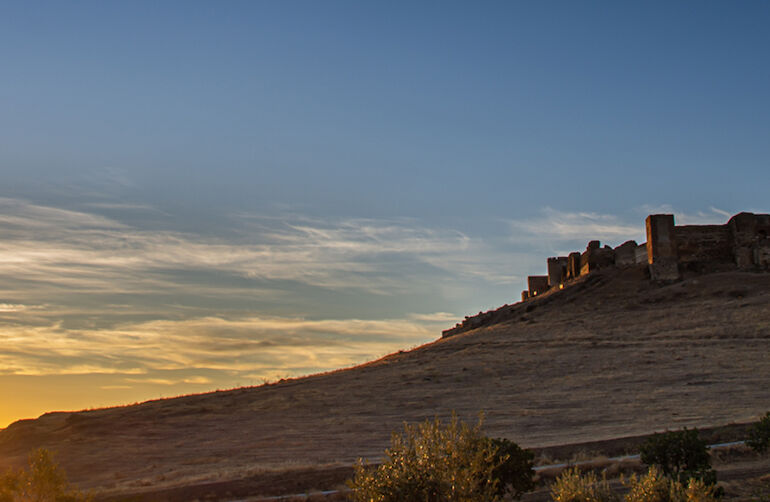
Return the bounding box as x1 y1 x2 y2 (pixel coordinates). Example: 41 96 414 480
1 1 769 428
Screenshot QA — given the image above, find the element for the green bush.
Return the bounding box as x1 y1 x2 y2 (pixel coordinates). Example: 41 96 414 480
348 414 534 502
639 429 716 486
488 438 535 499
747 412 770 454
0 448 91 502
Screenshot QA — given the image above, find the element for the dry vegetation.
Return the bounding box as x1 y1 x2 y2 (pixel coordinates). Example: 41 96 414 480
0 266 768 500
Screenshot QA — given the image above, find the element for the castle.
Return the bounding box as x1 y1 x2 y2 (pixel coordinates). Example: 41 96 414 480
442 211 770 338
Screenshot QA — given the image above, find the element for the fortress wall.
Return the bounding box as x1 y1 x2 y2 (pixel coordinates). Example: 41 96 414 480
451 211 770 338
567 252 582 279
581 242 615 275
729 212 770 269
646 214 679 281
635 243 648 264
547 257 568 288
613 240 638 267
527 275 549 297
674 224 731 265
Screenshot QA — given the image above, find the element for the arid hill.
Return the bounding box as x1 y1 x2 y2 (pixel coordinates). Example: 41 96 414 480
1 265 769 499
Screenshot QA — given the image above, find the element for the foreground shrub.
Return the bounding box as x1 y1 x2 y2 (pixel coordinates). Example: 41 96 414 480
488 438 535 499
0 448 91 502
624 466 720 502
550 467 618 502
551 466 721 502
348 414 533 502
747 412 770 454
639 429 716 485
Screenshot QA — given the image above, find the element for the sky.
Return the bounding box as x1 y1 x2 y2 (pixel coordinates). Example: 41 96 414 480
1 1 769 428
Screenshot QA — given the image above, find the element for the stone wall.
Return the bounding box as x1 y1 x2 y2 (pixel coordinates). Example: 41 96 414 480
567 252 582 279
581 241 615 275
456 210 770 338
674 224 731 267
547 257 568 288
646 214 680 281
515 211 770 305
527 275 549 297
614 240 638 267
634 243 648 264
728 212 770 269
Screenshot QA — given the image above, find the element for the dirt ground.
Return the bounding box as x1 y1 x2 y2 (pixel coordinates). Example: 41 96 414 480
1 266 768 500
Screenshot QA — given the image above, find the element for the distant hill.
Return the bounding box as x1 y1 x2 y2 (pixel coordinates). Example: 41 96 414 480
1 265 769 500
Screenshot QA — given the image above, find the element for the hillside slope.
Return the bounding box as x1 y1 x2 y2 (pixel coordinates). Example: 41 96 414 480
1 266 768 497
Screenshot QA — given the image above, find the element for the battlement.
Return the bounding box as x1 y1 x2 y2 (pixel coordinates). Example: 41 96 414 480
442 211 770 338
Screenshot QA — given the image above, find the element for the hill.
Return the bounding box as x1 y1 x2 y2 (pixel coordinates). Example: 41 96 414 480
1 265 769 499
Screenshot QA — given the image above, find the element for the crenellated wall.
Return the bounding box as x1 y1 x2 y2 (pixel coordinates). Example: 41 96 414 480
444 211 770 338
518 211 770 304
645 212 770 280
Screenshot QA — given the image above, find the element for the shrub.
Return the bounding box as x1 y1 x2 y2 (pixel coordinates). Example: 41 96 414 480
0 448 91 502
624 466 720 502
488 437 535 499
747 412 770 454
550 467 618 502
551 466 721 502
348 414 534 502
639 429 716 485
624 466 679 502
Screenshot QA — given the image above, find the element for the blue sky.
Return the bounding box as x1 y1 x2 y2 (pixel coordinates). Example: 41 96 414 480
1 1 768 427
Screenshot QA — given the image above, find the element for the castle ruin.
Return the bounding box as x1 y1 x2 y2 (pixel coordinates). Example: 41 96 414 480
444 211 770 338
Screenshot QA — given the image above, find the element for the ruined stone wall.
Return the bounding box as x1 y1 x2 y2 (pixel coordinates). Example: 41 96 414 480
646 214 680 281
728 212 770 269
674 225 732 266
455 210 770 338
547 257 568 288
581 241 615 275
614 240 638 267
527 275 549 297
634 244 647 264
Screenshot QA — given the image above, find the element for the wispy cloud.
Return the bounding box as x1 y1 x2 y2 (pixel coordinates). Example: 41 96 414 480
635 205 733 225
0 304 32 313
407 312 459 322
0 199 480 296
506 207 644 257
0 314 442 380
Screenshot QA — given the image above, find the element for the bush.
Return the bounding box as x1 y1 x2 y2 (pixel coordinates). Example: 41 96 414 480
550 467 618 502
747 412 770 454
551 466 721 502
488 438 535 499
624 466 720 502
0 448 91 502
639 429 716 485
348 414 534 502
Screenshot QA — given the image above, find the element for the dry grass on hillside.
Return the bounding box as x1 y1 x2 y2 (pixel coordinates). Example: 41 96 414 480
0 266 768 499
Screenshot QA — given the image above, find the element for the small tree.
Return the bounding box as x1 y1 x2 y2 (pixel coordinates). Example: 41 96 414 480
0 448 91 502
348 414 534 502
639 429 716 486
747 412 770 454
